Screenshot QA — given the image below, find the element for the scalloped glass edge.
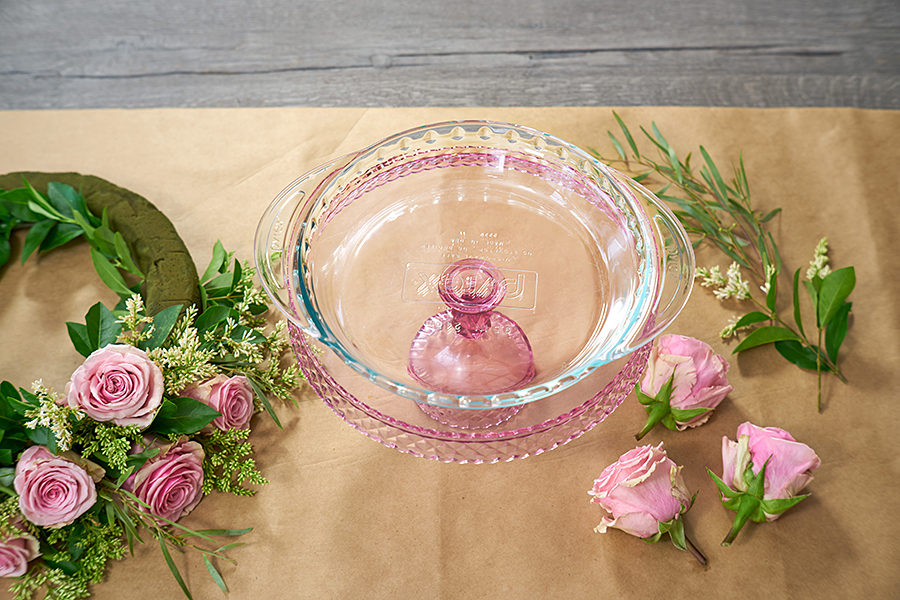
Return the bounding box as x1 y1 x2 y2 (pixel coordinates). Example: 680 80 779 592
290 323 651 464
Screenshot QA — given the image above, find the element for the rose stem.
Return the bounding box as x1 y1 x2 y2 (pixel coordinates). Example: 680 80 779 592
685 534 708 567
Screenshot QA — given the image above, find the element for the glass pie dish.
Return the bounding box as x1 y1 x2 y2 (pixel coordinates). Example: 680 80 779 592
256 121 693 461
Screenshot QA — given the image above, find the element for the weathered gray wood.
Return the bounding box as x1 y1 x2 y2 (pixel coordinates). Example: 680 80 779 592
1 0 898 109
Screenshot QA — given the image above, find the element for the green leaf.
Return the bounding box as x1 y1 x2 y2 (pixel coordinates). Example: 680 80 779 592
613 111 640 159
84 301 123 352
186 527 253 538
149 397 221 435
699 146 730 203
792 268 806 339
21 219 56 264
244 375 282 430
195 305 239 332
201 240 228 284
0 238 10 269
204 554 229 593
670 406 712 423
46 182 78 220
90 247 135 298
139 304 183 350
761 494 808 515
607 132 626 160
760 208 782 222
159 537 193 600
818 267 856 327
39 222 84 252
774 340 822 371
114 232 144 277
668 517 687 551
23 179 67 221
732 326 801 354
803 279 820 327
734 311 770 329
825 301 852 364
66 321 94 358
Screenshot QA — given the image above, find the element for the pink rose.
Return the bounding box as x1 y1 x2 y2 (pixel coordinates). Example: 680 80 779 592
14 446 99 528
721 422 820 519
180 374 255 431
640 334 733 431
589 442 693 538
124 438 204 524
0 527 40 578
710 422 820 545
65 344 164 429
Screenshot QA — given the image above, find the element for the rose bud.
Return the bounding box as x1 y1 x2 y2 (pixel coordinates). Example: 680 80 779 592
65 344 164 429
590 443 706 565
180 374 255 431
635 334 733 440
0 525 40 578
708 422 820 546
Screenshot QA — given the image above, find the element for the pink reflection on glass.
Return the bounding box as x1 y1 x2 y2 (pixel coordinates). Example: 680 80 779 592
408 258 535 395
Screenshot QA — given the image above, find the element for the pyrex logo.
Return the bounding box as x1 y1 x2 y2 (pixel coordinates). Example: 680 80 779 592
402 263 538 310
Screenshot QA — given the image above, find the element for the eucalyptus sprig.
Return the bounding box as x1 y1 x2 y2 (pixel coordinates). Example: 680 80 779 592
591 113 855 410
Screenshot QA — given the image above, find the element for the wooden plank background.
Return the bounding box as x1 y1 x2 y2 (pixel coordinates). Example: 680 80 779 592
1 0 898 109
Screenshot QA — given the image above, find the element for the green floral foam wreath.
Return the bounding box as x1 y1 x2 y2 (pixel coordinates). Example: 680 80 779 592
0 172 300 600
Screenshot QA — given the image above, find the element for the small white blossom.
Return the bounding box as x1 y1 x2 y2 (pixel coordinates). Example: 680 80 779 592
806 237 831 281
24 380 79 452
696 265 727 288
712 262 752 301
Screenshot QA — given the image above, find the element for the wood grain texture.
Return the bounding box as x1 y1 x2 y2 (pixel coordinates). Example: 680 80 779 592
1 0 898 109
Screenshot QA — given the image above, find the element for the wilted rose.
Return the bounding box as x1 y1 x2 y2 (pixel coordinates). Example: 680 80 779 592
710 421 821 545
180 374 255 431
0 526 40 578
14 446 101 529
65 344 164 429
642 334 733 429
124 437 204 524
589 442 693 538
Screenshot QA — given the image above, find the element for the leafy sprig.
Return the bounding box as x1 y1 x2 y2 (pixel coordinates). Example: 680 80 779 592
0 181 144 300
592 113 854 410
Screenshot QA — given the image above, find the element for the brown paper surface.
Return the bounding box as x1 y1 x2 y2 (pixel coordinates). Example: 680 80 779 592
1 107 898 599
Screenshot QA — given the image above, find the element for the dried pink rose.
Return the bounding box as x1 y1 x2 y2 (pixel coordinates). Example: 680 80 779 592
124 437 204 524
0 527 40 578
14 446 100 529
65 344 164 429
590 443 705 564
636 334 733 440
180 374 255 431
710 422 821 545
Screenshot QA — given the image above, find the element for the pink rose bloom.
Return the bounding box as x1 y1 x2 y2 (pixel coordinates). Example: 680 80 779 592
0 527 40 578
65 344 164 429
124 437 204 524
589 443 692 538
14 446 99 528
721 422 820 521
180 374 255 431
641 334 733 429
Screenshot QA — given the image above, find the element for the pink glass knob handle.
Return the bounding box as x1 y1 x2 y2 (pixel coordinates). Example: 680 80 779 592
408 258 535 396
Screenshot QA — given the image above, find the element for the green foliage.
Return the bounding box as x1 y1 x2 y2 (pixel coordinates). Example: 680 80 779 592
593 114 855 411
200 428 269 496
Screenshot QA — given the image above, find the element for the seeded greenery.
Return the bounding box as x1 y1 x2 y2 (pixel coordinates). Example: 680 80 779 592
591 113 854 410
